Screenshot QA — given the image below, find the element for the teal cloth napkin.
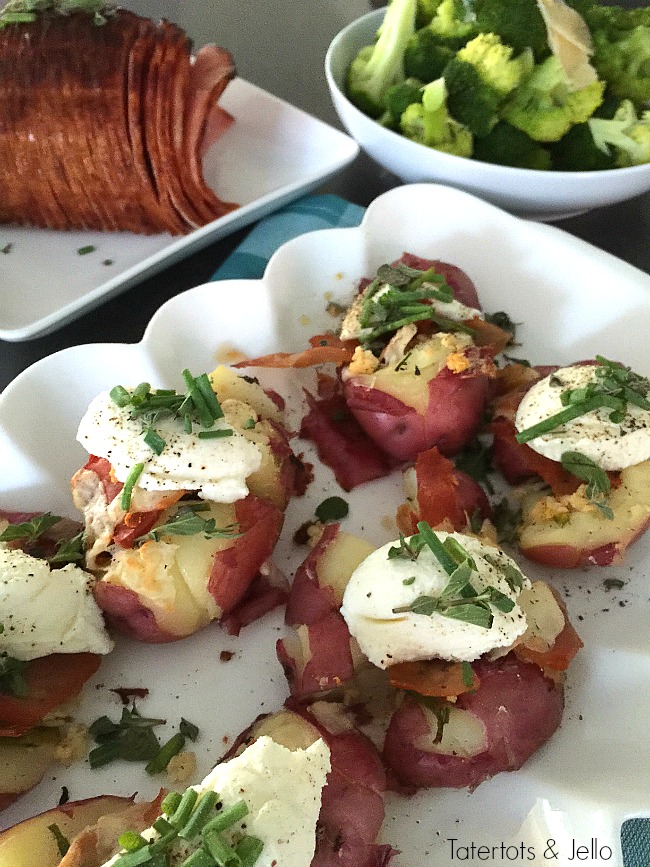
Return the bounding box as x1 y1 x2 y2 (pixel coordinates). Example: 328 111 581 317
211 192 650 867
211 193 365 281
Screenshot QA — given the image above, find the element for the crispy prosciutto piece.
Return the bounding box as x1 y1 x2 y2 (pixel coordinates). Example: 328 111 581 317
396 446 491 534
383 654 564 791
0 10 237 234
300 391 397 491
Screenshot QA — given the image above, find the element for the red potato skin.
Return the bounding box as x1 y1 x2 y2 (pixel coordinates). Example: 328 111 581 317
396 254 481 310
383 654 564 792
344 359 492 462
93 582 175 642
522 518 650 567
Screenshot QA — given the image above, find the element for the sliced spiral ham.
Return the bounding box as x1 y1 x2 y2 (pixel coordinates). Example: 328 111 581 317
0 10 237 234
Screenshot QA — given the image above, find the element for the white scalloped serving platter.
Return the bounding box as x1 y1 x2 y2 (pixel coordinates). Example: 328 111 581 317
1 184 649 866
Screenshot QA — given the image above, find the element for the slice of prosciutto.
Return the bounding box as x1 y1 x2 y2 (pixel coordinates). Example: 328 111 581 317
0 10 237 234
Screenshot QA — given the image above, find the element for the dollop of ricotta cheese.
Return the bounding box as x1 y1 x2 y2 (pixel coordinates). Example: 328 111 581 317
341 533 530 667
515 364 650 471
76 390 262 503
102 736 331 867
0 542 113 660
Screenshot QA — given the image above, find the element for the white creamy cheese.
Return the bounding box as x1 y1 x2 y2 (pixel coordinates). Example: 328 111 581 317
102 736 331 867
76 390 262 503
515 364 650 471
0 542 113 661
341 533 530 667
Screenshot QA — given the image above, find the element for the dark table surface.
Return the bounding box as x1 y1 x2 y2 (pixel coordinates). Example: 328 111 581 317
1 0 648 390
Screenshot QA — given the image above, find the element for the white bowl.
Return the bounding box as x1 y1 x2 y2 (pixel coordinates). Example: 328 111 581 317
325 8 650 221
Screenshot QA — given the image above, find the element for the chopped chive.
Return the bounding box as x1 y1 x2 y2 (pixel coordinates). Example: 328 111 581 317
161 791 182 816
184 413 193 434
149 827 179 855
153 817 174 835
182 369 214 429
118 832 148 852
416 522 458 576
461 661 474 688
236 836 264 867
145 732 186 775
516 395 609 443
88 738 123 769
144 428 166 455
77 244 96 255
243 417 256 430
181 850 216 867
112 846 153 867
120 463 144 510
179 790 220 840
203 829 239 867
196 373 224 420
197 429 234 439
47 824 70 858
203 800 248 835
110 385 132 407
170 788 199 827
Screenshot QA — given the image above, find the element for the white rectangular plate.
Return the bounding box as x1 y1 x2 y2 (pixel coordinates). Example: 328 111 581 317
0 184 648 866
0 77 359 342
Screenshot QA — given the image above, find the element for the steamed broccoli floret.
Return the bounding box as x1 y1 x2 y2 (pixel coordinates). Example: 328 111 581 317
589 100 650 168
416 0 443 27
550 123 616 171
472 0 549 58
473 122 551 169
346 0 418 118
400 77 473 156
443 33 534 137
502 56 604 142
585 5 650 106
382 78 425 127
427 0 478 50
404 27 455 82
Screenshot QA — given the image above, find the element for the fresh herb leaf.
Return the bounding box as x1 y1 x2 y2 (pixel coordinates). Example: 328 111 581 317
0 653 28 697
49 531 85 565
145 732 186 775
603 578 625 591
492 498 521 545
102 259 114 266
88 704 166 769
197 429 233 439
47 824 70 858
561 451 613 519
134 507 239 545
387 531 425 561
179 718 200 741
315 496 349 522
461 661 474 688
454 441 494 494
408 692 450 743
0 512 61 543
77 245 96 255
1 242 12 255
485 310 517 343
402 576 416 586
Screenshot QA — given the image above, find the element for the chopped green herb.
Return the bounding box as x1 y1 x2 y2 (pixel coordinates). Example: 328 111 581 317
461 661 474 688
0 653 28 698
1 242 12 255
315 496 349 522
120 463 144 510
48 824 70 858
603 578 625 591
243 417 256 430
561 451 613 519
179 718 200 741
454 440 494 494
402 576 416 586
118 831 148 852
197 429 234 439
179 791 220 840
492 498 521 545
503 354 531 367
485 310 517 343
144 427 166 455
103 259 115 266
0 0 116 27
49 531 85 565
0 512 61 543
77 245 96 255
88 704 165 769
388 532 425 561
134 507 239 545
145 732 186 775
408 692 450 743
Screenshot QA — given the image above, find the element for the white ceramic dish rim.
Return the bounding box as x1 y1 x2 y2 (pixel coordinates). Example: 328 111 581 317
0 183 649 866
0 77 359 343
